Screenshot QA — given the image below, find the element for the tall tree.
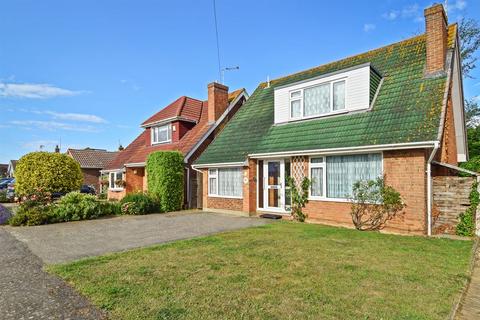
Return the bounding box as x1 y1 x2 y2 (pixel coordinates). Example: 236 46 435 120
459 18 480 78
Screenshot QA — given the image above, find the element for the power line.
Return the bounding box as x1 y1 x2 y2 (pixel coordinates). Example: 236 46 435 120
213 0 221 82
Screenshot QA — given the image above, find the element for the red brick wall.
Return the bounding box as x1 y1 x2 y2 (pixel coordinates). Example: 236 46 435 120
202 169 243 211
125 167 145 193
172 121 195 143
438 87 458 166
108 189 125 200
82 168 101 191
208 82 229 123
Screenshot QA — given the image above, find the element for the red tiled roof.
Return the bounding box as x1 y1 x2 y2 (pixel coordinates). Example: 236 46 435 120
105 89 245 170
67 148 118 169
141 96 204 126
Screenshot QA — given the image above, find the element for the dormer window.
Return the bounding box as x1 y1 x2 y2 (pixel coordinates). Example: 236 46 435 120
274 63 381 124
289 79 346 120
151 123 172 144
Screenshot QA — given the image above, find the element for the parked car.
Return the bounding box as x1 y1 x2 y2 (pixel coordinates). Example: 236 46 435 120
6 179 15 200
0 178 13 190
80 185 96 195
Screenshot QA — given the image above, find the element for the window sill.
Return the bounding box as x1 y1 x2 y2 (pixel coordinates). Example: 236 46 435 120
308 196 352 203
109 188 124 192
151 140 172 146
208 194 243 200
289 109 349 123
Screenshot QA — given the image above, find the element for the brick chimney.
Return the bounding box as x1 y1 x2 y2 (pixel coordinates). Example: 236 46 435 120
424 3 448 75
208 82 229 123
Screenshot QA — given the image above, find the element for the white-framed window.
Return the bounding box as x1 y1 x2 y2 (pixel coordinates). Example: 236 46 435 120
151 124 172 144
309 153 382 200
109 171 124 190
208 168 243 198
309 157 325 199
289 79 346 120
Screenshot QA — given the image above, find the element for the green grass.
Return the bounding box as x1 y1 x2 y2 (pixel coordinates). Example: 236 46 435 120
49 222 473 320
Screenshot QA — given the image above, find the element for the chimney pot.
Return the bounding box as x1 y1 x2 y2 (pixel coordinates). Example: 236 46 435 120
424 3 448 75
208 82 229 123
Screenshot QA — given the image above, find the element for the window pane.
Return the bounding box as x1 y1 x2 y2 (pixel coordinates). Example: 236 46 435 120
157 127 169 142
209 177 217 194
304 83 330 116
311 157 323 164
110 173 114 188
218 168 242 197
290 100 301 118
311 167 323 197
326 154 382 198
333 81 345 110
290 91 301 98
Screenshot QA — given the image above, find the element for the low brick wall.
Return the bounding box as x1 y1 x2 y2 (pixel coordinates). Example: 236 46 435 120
432 176 475 235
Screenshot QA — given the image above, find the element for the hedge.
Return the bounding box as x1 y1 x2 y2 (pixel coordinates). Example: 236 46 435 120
15 152 83 196
146 151 184 212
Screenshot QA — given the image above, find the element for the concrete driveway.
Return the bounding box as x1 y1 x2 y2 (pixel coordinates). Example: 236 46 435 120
4 211 268 264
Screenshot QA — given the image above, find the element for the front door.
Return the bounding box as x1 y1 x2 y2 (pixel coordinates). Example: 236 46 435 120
264 160 285 211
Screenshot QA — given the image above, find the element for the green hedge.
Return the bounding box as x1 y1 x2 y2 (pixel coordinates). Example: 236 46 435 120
15 152 83 196
146 151 184 212
120 192 160 215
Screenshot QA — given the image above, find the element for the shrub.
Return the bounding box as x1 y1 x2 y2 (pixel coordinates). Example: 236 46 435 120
0 204 12 224
15 152 83 196
120 192 159 215
146 151 184 212
456 181 479 236
286 176 311 222
8 197 54 226
350 177 405 231
0 190 8 203
52 192 109 221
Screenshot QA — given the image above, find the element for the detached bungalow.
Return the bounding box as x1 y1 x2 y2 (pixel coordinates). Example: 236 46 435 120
193 4 467 235
104 83 248 208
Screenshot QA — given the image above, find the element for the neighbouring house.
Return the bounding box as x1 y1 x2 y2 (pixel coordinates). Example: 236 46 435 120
67 148 119 191
7 160 17 178
193 4 468 235
103 83 248 208
0 164 7 178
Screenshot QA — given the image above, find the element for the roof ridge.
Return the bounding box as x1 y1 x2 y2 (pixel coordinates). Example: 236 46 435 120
264 33 429 87
176 96 188 117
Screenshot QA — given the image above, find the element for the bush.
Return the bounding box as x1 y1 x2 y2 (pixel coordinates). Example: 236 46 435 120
456 181 479 236
8 192 121 226
15 152 83 196
460 155 480 176
146 151 184 212
350 177 406 231
52 192 114 221
0 190 8 203
120 192 159 215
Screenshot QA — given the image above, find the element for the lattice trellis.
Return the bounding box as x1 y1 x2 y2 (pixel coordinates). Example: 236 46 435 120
291 156 307 188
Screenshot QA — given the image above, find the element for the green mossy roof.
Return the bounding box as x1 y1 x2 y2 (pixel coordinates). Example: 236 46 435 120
196 26 456 165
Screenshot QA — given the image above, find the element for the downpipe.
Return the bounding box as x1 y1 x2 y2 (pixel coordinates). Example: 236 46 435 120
427 141 440 236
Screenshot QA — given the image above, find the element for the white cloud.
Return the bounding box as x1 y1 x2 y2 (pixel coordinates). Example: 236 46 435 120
0 82 85 99
382 3 422 23
22 140 59 150
363 23 376 32
10 120 100 133
43 111 106 123
447 0 467 13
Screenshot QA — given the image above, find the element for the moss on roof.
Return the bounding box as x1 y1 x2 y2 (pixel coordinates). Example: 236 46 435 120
195 26 456 165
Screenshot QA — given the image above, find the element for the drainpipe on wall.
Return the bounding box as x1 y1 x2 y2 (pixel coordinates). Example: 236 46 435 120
427 141 440 236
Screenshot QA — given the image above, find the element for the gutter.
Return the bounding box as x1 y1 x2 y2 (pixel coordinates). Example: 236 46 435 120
427 141 440 236
192 161 248 170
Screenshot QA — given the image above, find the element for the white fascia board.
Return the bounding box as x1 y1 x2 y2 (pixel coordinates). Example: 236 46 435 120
249 141 438 159
191 161 247 169
125 162 146 168
141 116 197 129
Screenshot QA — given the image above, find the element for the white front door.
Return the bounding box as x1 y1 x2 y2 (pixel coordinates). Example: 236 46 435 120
263 160 285 212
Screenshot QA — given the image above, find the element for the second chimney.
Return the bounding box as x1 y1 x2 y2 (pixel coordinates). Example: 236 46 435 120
424 4 448 75
208 82 229 123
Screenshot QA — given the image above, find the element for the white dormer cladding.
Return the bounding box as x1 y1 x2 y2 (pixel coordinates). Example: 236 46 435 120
274 63 376 124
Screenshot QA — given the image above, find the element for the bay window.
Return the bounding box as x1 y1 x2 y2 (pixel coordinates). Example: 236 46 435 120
151 124 172 144
208 168 243 198
309 153 382 199
109 171 124 190
289 79 346 120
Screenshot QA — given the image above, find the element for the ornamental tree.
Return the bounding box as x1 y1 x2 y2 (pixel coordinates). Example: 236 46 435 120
15 152 83 196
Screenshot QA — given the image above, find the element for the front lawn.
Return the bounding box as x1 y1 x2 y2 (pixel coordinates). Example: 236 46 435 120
50 222 473 320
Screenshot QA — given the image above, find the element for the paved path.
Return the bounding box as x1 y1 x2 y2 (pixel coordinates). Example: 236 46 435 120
456 243 480 319
0 228 105 320
5 211 268 264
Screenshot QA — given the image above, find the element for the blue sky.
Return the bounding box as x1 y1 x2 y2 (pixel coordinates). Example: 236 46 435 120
0 0 479 164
